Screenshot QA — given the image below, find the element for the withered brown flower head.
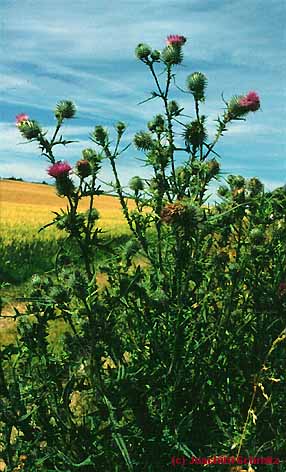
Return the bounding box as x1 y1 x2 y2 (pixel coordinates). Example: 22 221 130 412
160 202 186 224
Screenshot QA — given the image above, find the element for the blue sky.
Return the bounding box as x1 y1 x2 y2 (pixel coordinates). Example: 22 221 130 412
0 0 285 192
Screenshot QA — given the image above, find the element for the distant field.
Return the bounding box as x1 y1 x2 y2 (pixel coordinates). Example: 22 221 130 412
0 179 134 240
0 180 134 285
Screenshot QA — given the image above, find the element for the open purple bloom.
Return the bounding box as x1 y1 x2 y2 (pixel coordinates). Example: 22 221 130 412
166 35 187 47
239 91 260 112
48 161 72 178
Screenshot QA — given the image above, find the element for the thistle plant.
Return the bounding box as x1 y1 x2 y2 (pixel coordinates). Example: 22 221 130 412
1 36 285 472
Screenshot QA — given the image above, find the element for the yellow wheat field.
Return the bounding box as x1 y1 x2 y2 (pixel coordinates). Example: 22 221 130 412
0 179 134 242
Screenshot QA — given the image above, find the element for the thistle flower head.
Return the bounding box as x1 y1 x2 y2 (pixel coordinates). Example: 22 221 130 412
186 72 208 102
246 177 264 195
147 114 165 133
92 126 109 146
17 119 42 140
129 176 145 193
48 161 72 178
239 91 260 112
206 159 220 178
76 159 92 178
183 118 207 148
54 100 76 120
135 43 152 60
134 131 154 151
151 50 160 61
160 202 186 224
168 100 181 116
16 113 29 125
166 35 187 46
161 200 202 227
116 121 126 136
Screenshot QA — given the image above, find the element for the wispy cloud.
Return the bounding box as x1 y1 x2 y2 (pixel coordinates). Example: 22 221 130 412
0 0 285 189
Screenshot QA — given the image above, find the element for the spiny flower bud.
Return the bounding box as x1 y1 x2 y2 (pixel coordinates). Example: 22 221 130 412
186 72 208 102
16 113 29 125
76 159 92 178
151 50 160 61
18 119 42 140
225 95 248 120
227 175 245 189
129 176 145 193
183 119 207 147
54 100 76 120
206 159 220 178
246 177 264 195
161 46 183 65
134 131 154 151
148 114 165 133
82 148 99 161
92 126 108 146
116 121 126 135
135 43 152 60
147 147 170 168
168 100 181 116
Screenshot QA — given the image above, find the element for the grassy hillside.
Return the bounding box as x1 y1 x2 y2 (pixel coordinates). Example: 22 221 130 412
0 179 134 240
0 180 133 285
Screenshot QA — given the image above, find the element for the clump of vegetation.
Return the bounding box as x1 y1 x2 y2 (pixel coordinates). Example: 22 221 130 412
0 35 285 471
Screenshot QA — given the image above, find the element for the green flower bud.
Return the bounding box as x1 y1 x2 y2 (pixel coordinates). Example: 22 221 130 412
134 131 154 151
148 114 165 133
54 100 76 120
18 120 42 140
227 175 245 189
186 72 208 102
225 96 248 120
135 43 152 60
92 126 109 146
151 50 160 61
183 119 207 147
161 46 183 65
168 100 181 116
76 159 92 178
82 148 99 161
147 147 170 168
129 176 145 193
116 121 126 135
246 177 264 195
